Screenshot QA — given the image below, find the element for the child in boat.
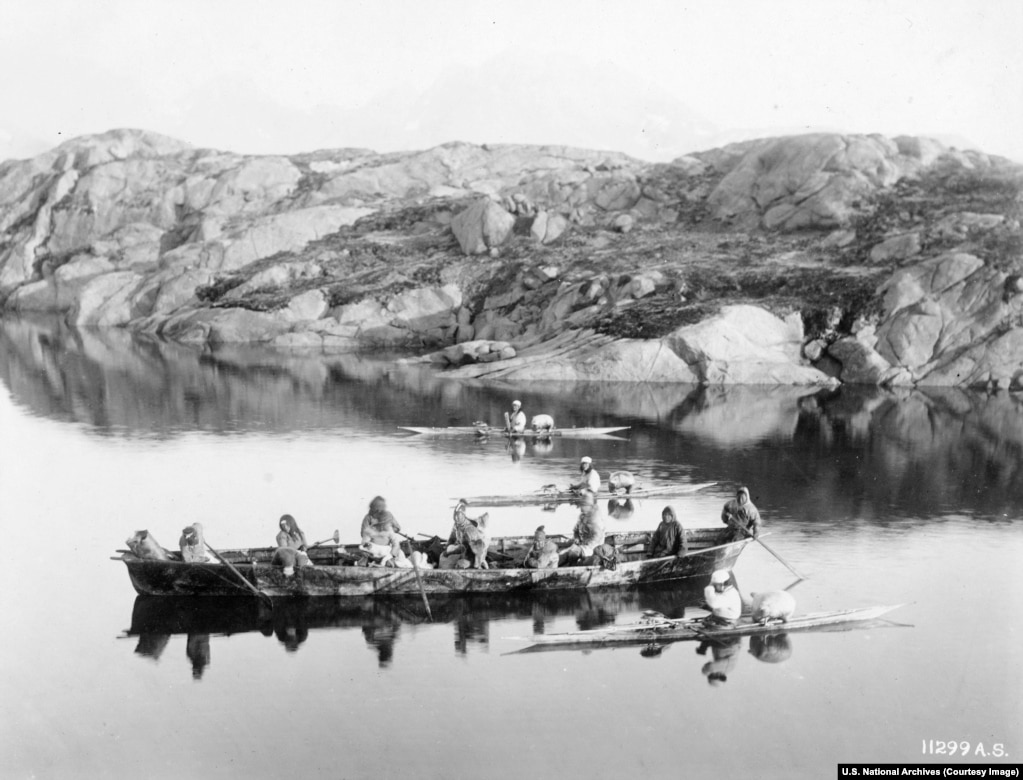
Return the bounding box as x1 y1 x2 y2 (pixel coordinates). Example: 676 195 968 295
522 525 559 569
591 534 622 571
648 506 687 558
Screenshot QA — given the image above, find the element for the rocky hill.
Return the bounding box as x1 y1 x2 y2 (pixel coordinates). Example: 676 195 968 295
1 128 1021 387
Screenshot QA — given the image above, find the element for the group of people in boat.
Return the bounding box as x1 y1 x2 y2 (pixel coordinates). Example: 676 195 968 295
252 463 763 574
130 438 764 585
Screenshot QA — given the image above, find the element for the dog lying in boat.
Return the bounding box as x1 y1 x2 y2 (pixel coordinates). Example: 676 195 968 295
450 500 490 569
126 530 172 561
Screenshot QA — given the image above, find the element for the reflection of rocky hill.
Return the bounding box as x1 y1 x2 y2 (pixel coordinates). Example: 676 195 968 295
2 129 1022 386
2 317 1021 518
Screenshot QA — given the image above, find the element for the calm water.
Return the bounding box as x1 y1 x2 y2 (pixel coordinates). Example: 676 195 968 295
0 316 1020 780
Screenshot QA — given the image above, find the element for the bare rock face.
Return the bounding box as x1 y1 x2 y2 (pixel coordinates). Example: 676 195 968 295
450 199 515 255
869 232 921 263
868 252 1022 386
666 305 833 385
827 337 893 385
707 134 903 231
1 128 1020 390
530 210 569 244
69 271 147 326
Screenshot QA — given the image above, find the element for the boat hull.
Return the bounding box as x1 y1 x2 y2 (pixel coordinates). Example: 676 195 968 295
120 529 749 598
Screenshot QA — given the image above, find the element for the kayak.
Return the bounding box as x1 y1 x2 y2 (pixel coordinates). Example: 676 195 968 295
399 425 630 438
458 482 718 507
509 604 904 648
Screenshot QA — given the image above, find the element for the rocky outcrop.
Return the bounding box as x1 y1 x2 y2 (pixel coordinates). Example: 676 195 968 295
666 305 830 385
450 199 515 255
441 307 836 386
1 128 1021 388
706 134 903 231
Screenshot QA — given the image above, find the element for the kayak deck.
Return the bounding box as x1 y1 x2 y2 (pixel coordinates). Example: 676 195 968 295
399 425 630 438
459 482 717 507
512 604 904 647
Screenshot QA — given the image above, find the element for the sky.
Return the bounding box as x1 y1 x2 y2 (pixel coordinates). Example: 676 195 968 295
1 0 1020 163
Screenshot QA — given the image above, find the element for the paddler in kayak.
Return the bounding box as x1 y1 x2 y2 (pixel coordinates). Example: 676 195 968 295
703 569 742 627
505 400 527 434
570 456 601 494
721 485 762 541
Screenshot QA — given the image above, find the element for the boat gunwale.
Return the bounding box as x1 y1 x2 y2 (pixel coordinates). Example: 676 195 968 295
118 528 750 596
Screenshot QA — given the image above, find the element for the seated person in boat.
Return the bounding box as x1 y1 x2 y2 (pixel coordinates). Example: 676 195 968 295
522 525 559 569
721 486 762 540
703 569 742 627
126 529 172 561
179 523 212 562
505 399 527 434
361 496 401 548
448 499 490 569
571 456 601 493
648 506 687 558
271 545 313 576
559 494 606 566
276 514 308 551
591 533 622 571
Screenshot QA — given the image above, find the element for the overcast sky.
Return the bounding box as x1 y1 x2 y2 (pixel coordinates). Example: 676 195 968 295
2 0 1020 162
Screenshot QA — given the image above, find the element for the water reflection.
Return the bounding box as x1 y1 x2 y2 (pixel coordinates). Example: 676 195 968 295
125 585 709 678
4 314 1023 519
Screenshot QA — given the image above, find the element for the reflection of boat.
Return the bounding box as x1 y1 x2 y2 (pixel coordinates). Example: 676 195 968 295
399 425 630 438
460 482 717 507
125 584 707 638
116 528 749 597
125 584 711 671
509 604 904 651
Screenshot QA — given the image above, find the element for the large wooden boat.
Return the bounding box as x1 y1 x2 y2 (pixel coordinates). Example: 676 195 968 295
459 482 717 507
116 528 750 598
399 425 630 439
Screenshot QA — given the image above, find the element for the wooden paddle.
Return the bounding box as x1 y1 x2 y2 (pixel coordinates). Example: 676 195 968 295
309 530 340 548
725 516 808 580
391 531 434 620
204 541 273 605
409 552 434 622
